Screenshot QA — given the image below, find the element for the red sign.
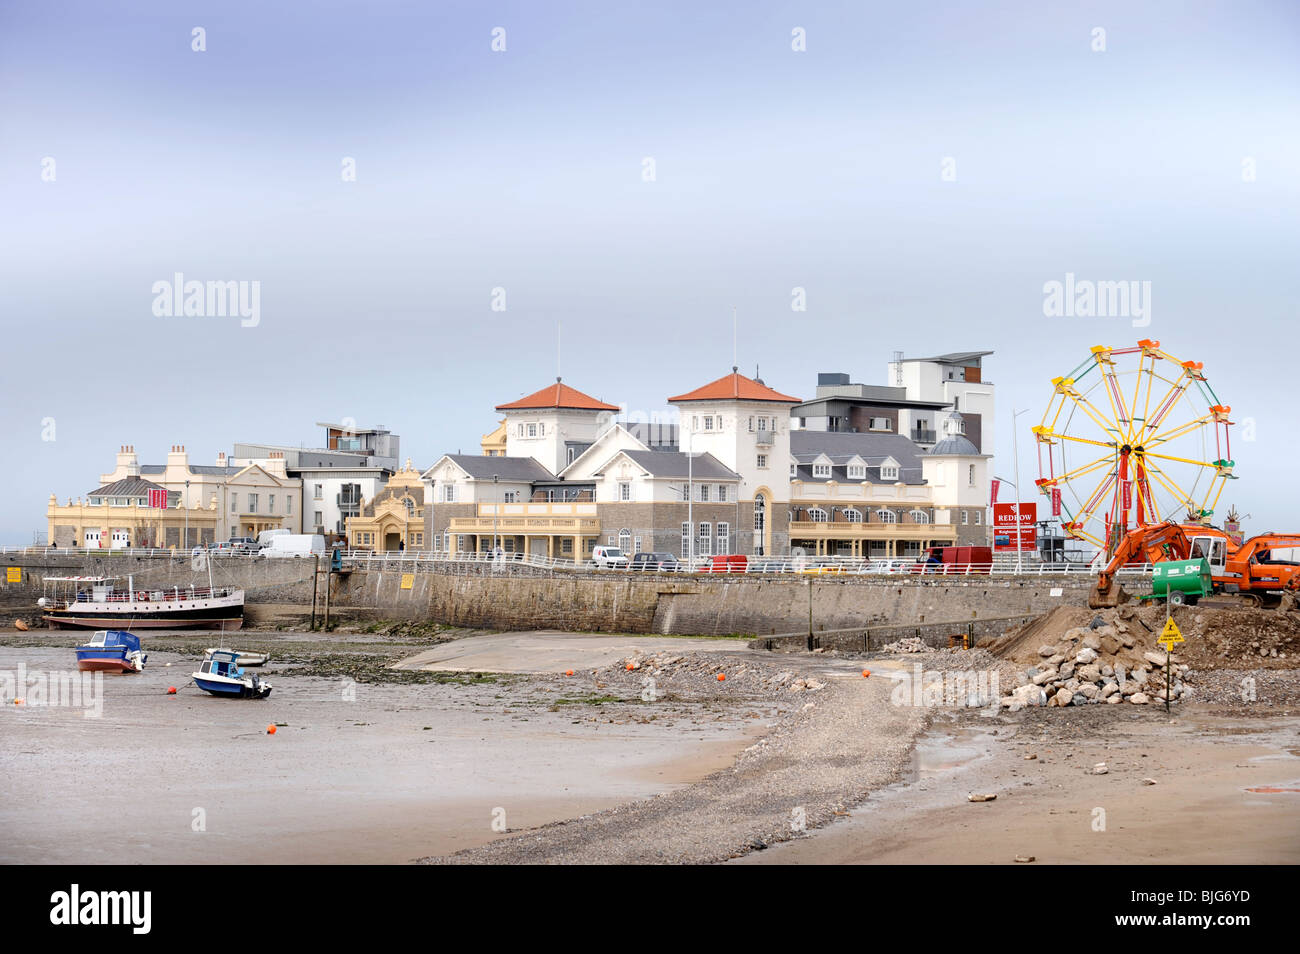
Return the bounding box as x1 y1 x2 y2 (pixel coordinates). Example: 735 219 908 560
1051 488 1061 517
989 479 1000 505
993 502 1037 551
1121 479 1132 511
148 488 168 509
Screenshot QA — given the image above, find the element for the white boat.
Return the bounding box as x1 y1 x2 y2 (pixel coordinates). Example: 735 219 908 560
203 648 268 667
39 575 244 630
193 649 272 699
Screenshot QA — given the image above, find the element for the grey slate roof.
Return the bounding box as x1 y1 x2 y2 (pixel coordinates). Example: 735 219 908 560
789 430 928 485
141 464 242 477
86 477 172 499
930 435 982 455
609 450 739 480
444 454 557 481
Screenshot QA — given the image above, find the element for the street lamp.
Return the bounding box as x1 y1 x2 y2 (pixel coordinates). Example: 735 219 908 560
184 479 190 550
492 474 499 559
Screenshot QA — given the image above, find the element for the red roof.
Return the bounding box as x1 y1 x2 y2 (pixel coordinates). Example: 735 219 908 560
495 379 620 412
668 371 800 404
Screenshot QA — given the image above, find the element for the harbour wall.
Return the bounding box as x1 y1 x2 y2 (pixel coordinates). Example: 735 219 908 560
1 552 1101 635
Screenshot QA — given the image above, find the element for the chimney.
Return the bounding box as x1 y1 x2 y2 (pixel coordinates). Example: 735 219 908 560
167 444 189 473
116 445 139 477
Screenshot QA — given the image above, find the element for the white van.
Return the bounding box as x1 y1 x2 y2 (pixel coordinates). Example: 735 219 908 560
259 534 326 558
591 545 629 569
257 528 291 549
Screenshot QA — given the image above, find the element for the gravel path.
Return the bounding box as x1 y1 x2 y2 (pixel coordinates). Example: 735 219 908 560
422 671 927 864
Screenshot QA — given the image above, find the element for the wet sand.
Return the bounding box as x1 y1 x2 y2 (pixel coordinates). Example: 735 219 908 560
737 709 1300 864
0 645 769 864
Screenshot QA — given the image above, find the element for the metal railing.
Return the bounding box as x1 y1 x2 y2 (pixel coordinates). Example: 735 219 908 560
3 545 1152 579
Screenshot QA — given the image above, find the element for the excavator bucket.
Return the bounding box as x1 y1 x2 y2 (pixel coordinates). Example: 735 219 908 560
1088 582 1130 610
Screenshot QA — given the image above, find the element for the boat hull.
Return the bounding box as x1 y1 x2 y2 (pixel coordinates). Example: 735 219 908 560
76 656 139 673
45 616 244 631
193 676 272 699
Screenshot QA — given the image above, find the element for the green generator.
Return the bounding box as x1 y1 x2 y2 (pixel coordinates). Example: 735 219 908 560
1141 557 1212 606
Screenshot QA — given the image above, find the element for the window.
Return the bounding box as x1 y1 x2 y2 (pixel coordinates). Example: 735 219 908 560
443 532 451 552
618 528 631 553
716 415 722 429
287 497 292 515
538 423 545 437
808 507 828 523
848 464 865 479
230 494 238 512
314 510 323 528
876 509 897 523
881 463 899 480
757 417 768 432
716 522 729 554
699 484 709 502
844 508 863 523
518 424 524 437
717 484 727 502
413 533 422 546
527 423 537 438
813 462 831 478
567 447 577 465
869 417 892 432
974 510 982 525
703 416 713 431
268 494 275 513
790 462 797 478
313 484 323 500
681 522 691 559
968 464 976 487
633 535 642 553
442 484 456 503
757 454 767 468
619 482 631 501
502 491 517 503
698 522 712 557
961 510 969 525
748 416 754 432
909 509 930 524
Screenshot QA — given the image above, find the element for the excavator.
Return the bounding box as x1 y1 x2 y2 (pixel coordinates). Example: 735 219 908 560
1089 521 1300 608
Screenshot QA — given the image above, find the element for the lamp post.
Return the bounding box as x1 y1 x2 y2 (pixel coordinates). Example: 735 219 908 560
687 427 694 566
1012 408 1028 573
492 475 499 559
184 479 190 550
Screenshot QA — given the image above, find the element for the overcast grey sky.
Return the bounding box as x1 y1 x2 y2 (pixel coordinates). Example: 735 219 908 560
1 0 1296 544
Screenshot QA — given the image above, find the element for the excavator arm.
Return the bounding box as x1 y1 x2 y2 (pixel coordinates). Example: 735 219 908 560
1089 521 1192 609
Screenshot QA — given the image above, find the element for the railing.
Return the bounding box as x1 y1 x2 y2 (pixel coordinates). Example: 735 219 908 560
2 546 1152 579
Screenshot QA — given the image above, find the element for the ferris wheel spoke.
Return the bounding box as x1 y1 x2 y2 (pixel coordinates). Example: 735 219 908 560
1144 414 1214 448
1141 448 1218 470
1054 453 1115 487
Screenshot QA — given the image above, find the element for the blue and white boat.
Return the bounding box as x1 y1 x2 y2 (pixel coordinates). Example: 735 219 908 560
75 630 147 673
193 649 272 699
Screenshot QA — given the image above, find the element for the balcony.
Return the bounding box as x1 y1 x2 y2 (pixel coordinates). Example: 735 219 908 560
788 520 951 539
450 501 600 535
911 429 937 444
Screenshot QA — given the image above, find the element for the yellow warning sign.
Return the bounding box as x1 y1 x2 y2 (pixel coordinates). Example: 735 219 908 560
5 567 20 583
400 573 414 590
1157 617 1184 652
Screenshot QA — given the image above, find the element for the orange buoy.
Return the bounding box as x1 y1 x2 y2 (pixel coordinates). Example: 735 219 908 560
862 669 871 678
625 663 634 671
716 673 726 682
266 724 277 735
564 669 574 676
167 687 177 694
14 698 24 705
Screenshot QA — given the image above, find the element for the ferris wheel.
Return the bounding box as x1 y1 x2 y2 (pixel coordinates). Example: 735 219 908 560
1034 340 1236 552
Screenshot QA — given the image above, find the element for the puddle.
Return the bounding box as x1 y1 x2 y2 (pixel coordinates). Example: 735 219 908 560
898 722 996 784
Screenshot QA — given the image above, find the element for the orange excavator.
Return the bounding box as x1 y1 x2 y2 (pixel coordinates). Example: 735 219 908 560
1090 521 1300 608
1221 532 1300 606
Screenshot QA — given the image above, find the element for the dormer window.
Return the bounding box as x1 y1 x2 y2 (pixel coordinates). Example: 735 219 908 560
813 458 831 478
880 459 899 481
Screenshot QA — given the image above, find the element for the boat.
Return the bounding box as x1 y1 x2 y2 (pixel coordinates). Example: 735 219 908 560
193 649 272 699
203 648 268 667
75 630 147 673
39 575 244 630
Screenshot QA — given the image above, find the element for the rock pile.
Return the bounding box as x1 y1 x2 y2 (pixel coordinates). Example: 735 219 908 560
598 649 825 698
881 636 928 654
1001 619 1190 708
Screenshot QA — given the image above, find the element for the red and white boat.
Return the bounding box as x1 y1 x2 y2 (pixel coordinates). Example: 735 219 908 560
39 576 245 630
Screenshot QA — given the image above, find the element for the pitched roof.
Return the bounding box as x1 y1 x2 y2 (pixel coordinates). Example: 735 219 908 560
86 476 169 498
610 450 740 480
789 431 929 485
438 454 557 481
495 379 619 412
668 371 800 404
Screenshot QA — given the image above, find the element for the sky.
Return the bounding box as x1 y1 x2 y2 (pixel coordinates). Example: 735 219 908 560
1 0 1297 544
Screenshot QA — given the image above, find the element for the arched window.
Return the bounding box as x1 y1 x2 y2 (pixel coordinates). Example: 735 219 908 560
618 528 631 553
843 508 863 523
875 509 897 523
808 507 828 523
753 494 766 533
909 509 930 524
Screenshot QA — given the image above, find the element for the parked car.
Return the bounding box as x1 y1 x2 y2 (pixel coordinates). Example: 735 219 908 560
207 540 236 553
590 545 630 569
226 536 259 554
629 552 680 572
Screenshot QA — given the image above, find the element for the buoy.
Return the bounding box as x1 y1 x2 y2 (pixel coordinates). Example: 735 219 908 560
14 619 29 631
266 724 277 735
167 687 177 694
564 669 574 676
716 673 726 682
625 663 634 671
862 669 871 678
14 698 24 705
